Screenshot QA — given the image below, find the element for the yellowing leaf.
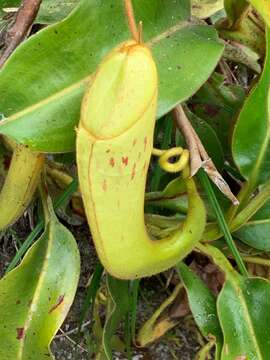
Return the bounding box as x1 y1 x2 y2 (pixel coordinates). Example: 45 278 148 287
249 0 270 27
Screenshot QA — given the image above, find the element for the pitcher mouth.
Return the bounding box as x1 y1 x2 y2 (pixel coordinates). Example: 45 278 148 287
118 40 151 54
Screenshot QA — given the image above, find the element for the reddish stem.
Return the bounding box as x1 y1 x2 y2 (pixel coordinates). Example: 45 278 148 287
124 0 139 42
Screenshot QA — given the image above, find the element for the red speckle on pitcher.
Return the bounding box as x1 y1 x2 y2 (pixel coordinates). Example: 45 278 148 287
122 156 129 166
109 157 115 167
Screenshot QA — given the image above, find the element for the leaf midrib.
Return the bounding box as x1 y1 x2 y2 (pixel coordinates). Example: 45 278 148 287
243 218 270 226
17 227 53 359
220 278 264 360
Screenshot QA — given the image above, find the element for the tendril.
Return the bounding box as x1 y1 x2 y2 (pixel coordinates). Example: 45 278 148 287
152 147 190 174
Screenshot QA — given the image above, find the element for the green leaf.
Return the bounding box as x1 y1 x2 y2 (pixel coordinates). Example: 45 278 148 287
146 175 228 221
232 29 270 188
146 176 188 214
0 0 223 152
6 178 79 272
191 72 245 157
234 200 270 251
218 277 270 359
235 221 270 251
37 0 79 24
192 0 224 19
200 244 270 360
0 199 80 359
0 0 19 15
185 108 224 170
103 275 130 360
79 262 103 330
0 0 18 33
177 262 223 348
0 0 78 25
252 199 270 220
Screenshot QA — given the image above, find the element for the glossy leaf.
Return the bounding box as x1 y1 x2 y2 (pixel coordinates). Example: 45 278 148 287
218 276 270 359
234 200 270 251
0 0 78 25
185 108 224 170
177 262 223 349
37 0 79 24
0 199 80 359
235 221 270 251
146 177 189 214
6 178 79 273
0 0 223 152
232 29 270 188
103 276 130 360
191 72 245 157
201 244 270 360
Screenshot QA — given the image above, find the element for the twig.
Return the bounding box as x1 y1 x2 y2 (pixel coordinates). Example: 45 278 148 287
173 105 203 176
190 123 239 205
0 0 42 68
173 104 239 205
57 328 88 353
55 321 91 338
219 58 239 85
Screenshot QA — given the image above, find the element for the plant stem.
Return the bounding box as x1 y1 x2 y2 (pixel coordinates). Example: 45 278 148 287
79 261 104 331
124 0 139 42
38 176 51 224
130 279 140 341
124 311 132 360
198 169 248 277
